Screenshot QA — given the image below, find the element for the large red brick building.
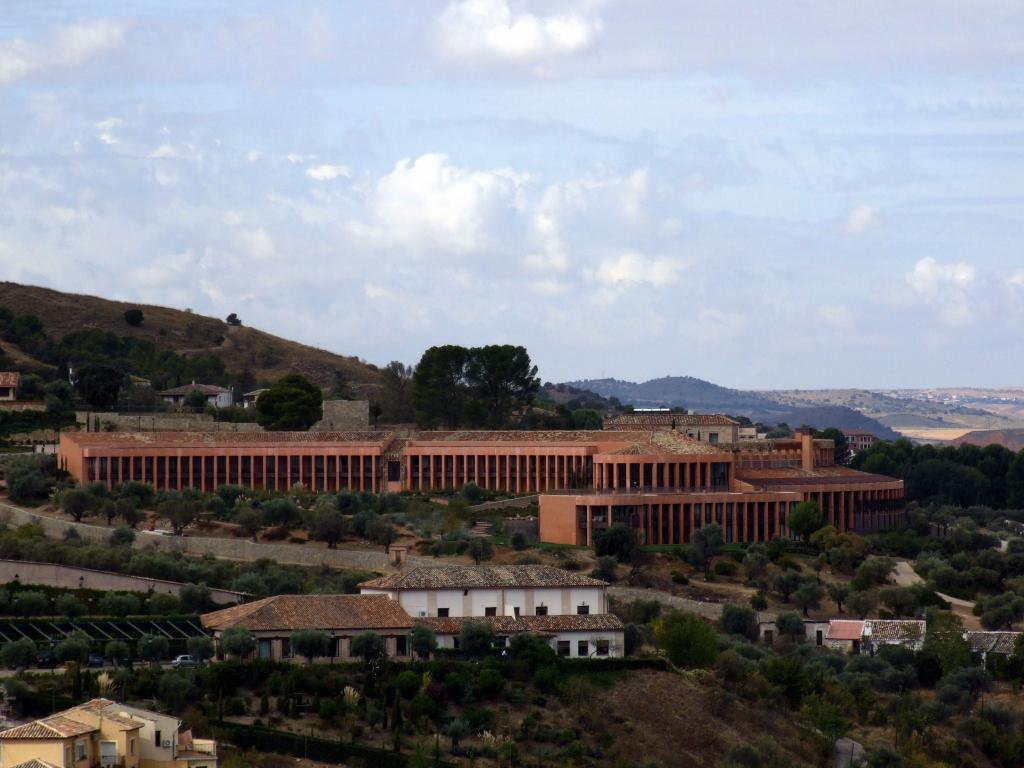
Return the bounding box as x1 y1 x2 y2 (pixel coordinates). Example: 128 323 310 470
57 427 903 545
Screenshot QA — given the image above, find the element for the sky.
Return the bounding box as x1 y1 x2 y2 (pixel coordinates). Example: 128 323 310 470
1 0 1024 389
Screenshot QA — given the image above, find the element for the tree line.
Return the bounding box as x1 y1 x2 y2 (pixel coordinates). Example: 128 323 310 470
851 438 1024 508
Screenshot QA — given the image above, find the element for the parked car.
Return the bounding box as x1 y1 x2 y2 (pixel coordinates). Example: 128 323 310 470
171 654 199 669
35 650 57 669
87 654 106 668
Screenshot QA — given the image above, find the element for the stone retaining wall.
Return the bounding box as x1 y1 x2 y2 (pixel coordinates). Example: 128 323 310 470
73 412 263 432
0 559 244 604
0 501 434 573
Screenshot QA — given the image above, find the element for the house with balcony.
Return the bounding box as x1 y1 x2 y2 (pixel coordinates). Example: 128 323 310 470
0 699 216 768
0 373 20 402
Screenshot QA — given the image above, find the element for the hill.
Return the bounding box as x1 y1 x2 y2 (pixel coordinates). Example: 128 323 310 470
570 376 900 438
0 282 383 394
952 428 1024 452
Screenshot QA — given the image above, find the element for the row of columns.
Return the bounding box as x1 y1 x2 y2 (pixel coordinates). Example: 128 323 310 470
594 460 727 491
809 487 904 533
87 453 380 493
405 453 589 493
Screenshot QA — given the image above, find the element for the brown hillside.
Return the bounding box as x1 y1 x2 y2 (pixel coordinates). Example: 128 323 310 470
597 670 817 766
952 428 1024 452
0 282 383 394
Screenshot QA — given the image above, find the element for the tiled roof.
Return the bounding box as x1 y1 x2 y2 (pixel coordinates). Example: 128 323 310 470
72 699 145 730
160 383 231 396
603 413 738 429
841 429 875 436
866 620 925 642
359 565 607 591
62 430 393 448
0 372 20 387
826 620 865 641
10 760 62 768
418 613 624 635
201 594 413 631
965 631 1021 655
0 715 96 739
737 467 903 487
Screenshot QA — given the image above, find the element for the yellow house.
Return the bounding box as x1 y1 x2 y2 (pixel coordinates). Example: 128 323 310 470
0 699 215 768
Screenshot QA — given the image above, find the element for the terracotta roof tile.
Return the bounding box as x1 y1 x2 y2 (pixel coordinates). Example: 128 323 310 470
0 715 96 739
603 413 738 429
965 631 1021 655
0 372 20 387
826 620 865 641
359 565 607 591
201 594 412 632
866 620 925 642
10 760 62 768
159 383 231 396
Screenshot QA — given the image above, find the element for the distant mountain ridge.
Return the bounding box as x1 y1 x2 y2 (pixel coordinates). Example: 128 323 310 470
568 376 902 439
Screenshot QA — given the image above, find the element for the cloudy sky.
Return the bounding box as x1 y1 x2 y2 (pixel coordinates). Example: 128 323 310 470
2 0 1023 389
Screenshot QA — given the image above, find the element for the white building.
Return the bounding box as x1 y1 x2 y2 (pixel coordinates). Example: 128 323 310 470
359 565 624 658
159 383 233 409
359 565 608 619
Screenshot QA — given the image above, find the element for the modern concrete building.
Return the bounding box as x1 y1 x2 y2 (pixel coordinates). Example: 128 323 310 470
57 424 905 545
0 699 216 768
0 372 20 402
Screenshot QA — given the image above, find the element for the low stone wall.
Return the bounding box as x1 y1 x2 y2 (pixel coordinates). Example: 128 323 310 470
0 501 434 573
0 559 244 604
73 412 263 433
504 516 540 542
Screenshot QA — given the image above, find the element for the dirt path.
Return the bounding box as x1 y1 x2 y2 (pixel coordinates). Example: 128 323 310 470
892 559 980 628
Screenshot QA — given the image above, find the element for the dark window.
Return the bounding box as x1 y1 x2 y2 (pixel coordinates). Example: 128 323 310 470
513 606 520 617
557 641 570 657
155 731 161 748
437 608 449 618
396 635 408 656
596 640 610 656
485 607 497 617
281 638 292 658
577 604 589 615
577 640 588 657
535 605 548 616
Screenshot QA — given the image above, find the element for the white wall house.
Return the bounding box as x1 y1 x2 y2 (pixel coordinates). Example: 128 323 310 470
359 565 623 658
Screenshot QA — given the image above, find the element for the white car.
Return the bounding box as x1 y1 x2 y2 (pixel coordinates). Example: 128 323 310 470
171 654 199 668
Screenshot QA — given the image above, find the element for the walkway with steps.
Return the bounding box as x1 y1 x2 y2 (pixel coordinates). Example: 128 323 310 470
470 521 493 537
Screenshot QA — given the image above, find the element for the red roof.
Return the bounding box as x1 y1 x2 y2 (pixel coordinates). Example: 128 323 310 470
826 620 865 641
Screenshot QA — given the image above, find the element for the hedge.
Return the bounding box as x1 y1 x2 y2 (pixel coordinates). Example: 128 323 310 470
211 720 455 768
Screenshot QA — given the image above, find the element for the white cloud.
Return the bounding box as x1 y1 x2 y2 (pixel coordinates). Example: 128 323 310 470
437 0 601 64
844 204 880 235
1009 269 1024 288
306 164 351 181
350 153 528 254
235 228 276 261
0 20 125 86
95 117 122 146
906 257 976 326
594 251 680 287
907 257 975 297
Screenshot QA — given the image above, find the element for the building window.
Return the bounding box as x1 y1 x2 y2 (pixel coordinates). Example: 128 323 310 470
281 638 292 658
130 738 135 756
437 607 449 618
596 639 610 656
557 641 570 657
396 635 408 656
577 640 588 657
535 605 548 616
577 604 589 615
155 730 162 748
484 607 497 616
75 740 87 761
258 639 272 659
513 606 520 617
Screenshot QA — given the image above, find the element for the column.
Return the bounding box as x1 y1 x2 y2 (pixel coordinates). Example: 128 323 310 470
586 507 593 546
668 503 675 544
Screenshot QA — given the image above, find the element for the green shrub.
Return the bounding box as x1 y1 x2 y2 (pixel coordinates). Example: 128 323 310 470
395 670 421 699
713 560 738 577
478 668 506 699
